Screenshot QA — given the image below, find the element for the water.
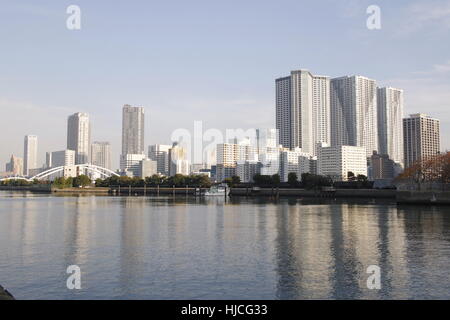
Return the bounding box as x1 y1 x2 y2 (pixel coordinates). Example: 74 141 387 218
0 191 449 300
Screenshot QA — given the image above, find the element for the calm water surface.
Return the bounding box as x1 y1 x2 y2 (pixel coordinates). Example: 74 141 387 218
0 191 449 300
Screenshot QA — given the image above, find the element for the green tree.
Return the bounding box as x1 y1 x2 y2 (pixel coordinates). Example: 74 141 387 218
271 174 281 186
347 171 356 181
223 177 233 187
171 174 186 187
73 175 91 187
357 174 368 182
288 172 298 187
231 175 241 186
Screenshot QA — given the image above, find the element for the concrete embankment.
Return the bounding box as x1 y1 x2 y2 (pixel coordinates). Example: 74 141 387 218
230 188 396 199
0 186 110 194
397 190 450 205
52 187 110 194
0 185 52 192
0 285 15 300
109 186 207 196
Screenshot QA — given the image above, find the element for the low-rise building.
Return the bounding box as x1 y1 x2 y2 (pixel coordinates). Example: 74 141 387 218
120 154 146 177
280 148 312 182
318 144 367 181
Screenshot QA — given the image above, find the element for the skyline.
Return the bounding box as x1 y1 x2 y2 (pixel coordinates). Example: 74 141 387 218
1 0 450 169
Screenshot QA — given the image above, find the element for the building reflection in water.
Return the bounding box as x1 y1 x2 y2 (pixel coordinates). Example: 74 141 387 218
1 191 450 300
273 200 416 299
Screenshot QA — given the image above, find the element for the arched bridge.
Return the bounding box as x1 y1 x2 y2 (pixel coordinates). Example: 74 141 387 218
0 164 120 182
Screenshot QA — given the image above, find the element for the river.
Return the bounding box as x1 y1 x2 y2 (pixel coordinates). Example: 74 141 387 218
0 191 449 300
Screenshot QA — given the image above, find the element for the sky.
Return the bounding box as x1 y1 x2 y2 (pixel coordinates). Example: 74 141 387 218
1 0 449 170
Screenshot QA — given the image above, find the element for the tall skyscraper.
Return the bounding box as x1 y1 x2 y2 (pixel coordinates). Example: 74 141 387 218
377 87 404 166
24 135 38 176
276 75 292 149
91 142 112 170
122 105 145 156
330 75 378 157
276 70 330 156
403 114 441 168
67 112 91 164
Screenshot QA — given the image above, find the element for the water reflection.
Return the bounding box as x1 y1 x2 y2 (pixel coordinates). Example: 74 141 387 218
0 193 449 300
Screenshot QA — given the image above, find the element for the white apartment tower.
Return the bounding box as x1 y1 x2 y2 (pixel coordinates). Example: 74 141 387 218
377 87 404 166
91 142 112 170
122 105 145 156
330 76 378 157
67 112 91 164
403 114 441 168
24 135 38 176
276 70 330 156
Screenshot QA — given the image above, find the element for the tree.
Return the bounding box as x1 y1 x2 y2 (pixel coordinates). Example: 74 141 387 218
396 151 450 189
53 177 73 189
302 173 332 189
271 174 281 186
357 174 368 182
224 177 233 187
170 174 186 187
287 172 298 187
347 171 356 181
253 174 273 186
72 175 91 188
231 176 241 186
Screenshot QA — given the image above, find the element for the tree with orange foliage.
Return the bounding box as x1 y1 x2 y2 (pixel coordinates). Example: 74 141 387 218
396 152 450 189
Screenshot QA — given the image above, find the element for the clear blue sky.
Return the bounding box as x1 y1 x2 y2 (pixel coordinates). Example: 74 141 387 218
1 0 449 169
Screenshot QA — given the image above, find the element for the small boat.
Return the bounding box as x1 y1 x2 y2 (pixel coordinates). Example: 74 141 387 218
205 184 229 196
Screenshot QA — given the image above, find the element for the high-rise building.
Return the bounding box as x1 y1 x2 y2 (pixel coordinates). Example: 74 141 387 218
122 105 145 156
91 142 112 170
236 160 262 183
331 76 378 157
279 148 313 183
148 144 171 176
46 152 52 169
168 143 190 176
276 70 330 156
5 155 23 176
120 154 146 176
403 114 441 168
67 112 91 164
139 159 157 178
51 150 76 167
256 128 279 152
318 143 367 181
370 152 396 180
24 135 38 176
377 87 404 166
216 143 257 181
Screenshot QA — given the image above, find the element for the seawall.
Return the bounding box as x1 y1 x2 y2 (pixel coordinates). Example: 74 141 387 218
397 190 450 205
230 188 396 199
